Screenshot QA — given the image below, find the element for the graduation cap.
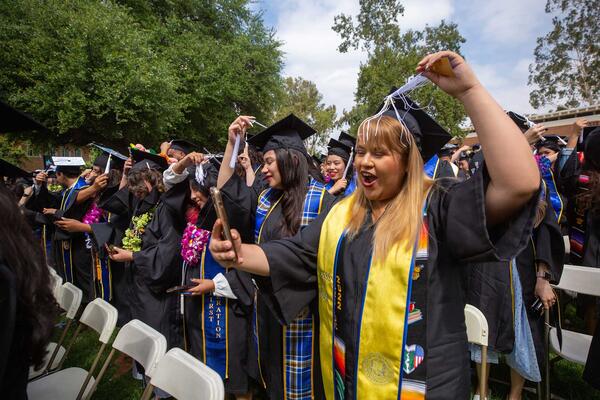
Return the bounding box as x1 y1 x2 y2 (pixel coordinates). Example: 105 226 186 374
378 90 452 162
327 138 353 162
0 158 30 179
246 114 316 155
0 100 47 133
437 143 457 158
90 143 128 171
169 139 199 155
536 136 564 153
311 154 323 166
507 111 533 131
338 131 356 148
52 156 85 175
130 148 169 172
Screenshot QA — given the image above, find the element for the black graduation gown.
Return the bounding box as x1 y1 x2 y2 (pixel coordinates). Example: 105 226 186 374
220 173 335 399
92 185 137 325
258 168 537 400
129 183 188 350
31 184 95 302
467 193 564 370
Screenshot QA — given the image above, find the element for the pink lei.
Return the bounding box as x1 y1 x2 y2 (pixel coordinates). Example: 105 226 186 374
180 207 210 265
83 203 103 224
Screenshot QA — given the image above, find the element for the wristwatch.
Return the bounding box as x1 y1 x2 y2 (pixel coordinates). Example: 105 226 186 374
536 271 552 281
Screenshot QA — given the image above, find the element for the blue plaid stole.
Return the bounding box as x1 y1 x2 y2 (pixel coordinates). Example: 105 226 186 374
254 178 326 400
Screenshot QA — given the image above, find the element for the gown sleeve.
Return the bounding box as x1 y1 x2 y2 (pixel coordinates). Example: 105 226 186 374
258 207 331 324
98 187 131 215
132 205 182 293
438 164 539 263
220 173 262 243
533 200 565 283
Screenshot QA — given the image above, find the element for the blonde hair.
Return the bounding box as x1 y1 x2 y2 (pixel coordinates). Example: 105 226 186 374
345 115 434 261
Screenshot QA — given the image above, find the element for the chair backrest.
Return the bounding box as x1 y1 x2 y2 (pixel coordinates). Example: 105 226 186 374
563 235 570 255
60 282 83 320
79 298 118 344
51 273 63 301
464 304 488 346
112 319 167 378
150 348 225 400
553 264 600 297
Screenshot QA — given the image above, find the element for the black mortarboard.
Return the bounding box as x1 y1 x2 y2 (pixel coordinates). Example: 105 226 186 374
327 138 353 162
246 114 315 154
507 111 532 131
90 143 127 170
169 139 199 155
378 90 452 162
536 136 564 153
0 158 30 178
437 143 457 158
207 153 224 170
130 148 169 172
584 127 600 171
338 131 356 148
0 100 47 133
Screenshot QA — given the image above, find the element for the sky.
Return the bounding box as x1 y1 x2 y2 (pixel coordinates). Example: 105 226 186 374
251 0 555 117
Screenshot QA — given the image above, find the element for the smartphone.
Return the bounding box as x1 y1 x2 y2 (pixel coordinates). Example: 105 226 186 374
105 244 117 255
166 284 194 294
210 187 238 260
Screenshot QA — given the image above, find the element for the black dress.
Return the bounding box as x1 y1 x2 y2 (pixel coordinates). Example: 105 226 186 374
257 168 537 399
467 190 564 371
220 173 335 399
129 182 188 350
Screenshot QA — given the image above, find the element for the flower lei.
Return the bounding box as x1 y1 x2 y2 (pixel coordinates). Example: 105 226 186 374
83 203 103 249
122 209 154 252
180 207 210 265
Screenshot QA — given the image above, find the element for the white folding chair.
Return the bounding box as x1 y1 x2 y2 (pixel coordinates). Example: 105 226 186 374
27 298 118 400
465 304 489 399
85 319 167 400
549 264 600 364
143 348 225 400
49 269 63 302
30 282 82 379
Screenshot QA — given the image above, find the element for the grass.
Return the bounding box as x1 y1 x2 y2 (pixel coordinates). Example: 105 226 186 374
49 315 598 400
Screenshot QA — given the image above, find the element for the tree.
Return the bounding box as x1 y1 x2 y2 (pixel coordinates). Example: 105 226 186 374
528 0 599 109
272 77 337 155
0 136 27 164
332 1 467 137
0 0 283 150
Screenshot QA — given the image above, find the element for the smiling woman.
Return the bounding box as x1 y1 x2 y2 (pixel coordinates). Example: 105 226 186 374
209 51 540 400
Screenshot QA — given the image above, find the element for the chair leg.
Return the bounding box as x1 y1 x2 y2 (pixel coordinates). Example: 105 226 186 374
140 383 155 400
544 308 550 400
84 348 116 400
58 324 83 370
44 319 74 373
76 342 107 400
480 345 487 399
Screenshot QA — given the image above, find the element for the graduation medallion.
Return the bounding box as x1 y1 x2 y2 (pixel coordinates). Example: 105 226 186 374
362 352 394 385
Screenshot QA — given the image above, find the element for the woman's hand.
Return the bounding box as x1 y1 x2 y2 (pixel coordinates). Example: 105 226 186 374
35 171 48 185
209 219 243 268
524 124 547 145
535 278 556 309
43 208 57 215
186 279 216 296
328 178 348 195
108 246 134 262
123 158 133 175
417 51 482 101
228 116 254 144
92 174 109 191
54 218 91 233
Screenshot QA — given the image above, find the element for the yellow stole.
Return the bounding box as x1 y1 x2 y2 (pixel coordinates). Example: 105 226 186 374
317 196 419 400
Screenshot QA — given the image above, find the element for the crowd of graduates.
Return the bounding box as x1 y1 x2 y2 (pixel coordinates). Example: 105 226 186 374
1 50 599 400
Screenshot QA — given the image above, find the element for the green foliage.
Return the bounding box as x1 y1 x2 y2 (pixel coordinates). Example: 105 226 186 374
273 77 337 154
528 0 600 109
0 0 283 150
0 136 27 164
333 3 467 137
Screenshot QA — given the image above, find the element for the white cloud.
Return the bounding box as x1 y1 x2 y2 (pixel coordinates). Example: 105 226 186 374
256 0 552 121
267 0 454 115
